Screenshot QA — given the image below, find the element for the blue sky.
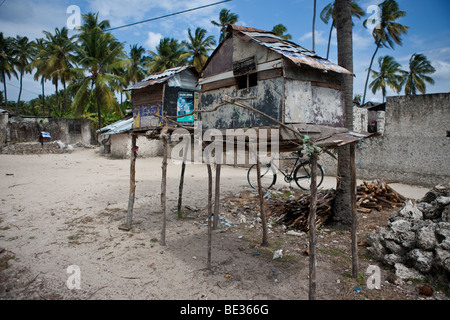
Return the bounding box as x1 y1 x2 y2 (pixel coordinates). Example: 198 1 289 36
1 0 449 103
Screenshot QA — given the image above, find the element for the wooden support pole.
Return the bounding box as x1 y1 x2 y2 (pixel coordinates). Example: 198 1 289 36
308 155 318 300
255 157 268 246
160 134 169 246
177 139 189 216
213 164 221 230
125 134 137 230
207 163 213 269
350 143 359 278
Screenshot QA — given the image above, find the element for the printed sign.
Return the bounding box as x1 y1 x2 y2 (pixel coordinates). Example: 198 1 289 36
177 92 195 123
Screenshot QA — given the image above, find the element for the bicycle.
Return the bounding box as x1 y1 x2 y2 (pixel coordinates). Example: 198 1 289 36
247 151 325 191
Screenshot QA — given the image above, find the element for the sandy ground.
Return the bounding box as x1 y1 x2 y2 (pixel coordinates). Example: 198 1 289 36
0 146 441 301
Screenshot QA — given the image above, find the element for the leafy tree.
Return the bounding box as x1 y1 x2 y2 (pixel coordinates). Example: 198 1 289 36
0 32 18 110
71 13 127 129
401 53 435 95
183 28 216 72
211 9 238 43
146 38 189 74
14 36 36 113
272 24 292 40
320 0 365 59
362 0 409 104
369 55 403 102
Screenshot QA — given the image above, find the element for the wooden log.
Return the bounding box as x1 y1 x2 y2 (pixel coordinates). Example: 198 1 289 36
308 155 318 300
125 134 137 230
160 134 169 246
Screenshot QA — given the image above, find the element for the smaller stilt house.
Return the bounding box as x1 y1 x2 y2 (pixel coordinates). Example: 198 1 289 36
126 66 200 130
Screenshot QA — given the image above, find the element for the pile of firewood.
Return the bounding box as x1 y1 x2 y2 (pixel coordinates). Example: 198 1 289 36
268 189 335 232
357 179 406 213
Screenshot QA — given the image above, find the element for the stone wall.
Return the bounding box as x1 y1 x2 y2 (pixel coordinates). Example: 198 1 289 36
366 185 450 284
320 93 450 187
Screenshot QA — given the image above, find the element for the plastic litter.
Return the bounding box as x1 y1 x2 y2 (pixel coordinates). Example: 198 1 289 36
273 249 283 259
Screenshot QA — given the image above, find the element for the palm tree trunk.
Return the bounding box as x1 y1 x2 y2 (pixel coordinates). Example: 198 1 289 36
312 0 317 51
326 21 335 60
41 77 46 117
2 70 8 111
55 81 59 113
17 71 24 114
362 43 380 105
62 80 67 111
96 89 103 130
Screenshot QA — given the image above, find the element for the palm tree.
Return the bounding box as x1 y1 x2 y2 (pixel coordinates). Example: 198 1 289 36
31 38 51 116
272 24 292 40
124 44 148 85
362 0 409 104
312 0 317 51
183 28 216 72
320 0 365 59
211 9 238 43
146 38 189 74
369 55 403 102
71 13 127 129
0 33 18 110
401 53 436 95
14 36 35 112
40 27 78 111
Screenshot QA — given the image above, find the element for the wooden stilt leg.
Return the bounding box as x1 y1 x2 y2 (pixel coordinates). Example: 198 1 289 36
350 143 358 278
160 134 169 246
213 164 221 230
308 155 318 300
207 163 213 269
125 134 137 230
255 157 268 246
177 139 189 217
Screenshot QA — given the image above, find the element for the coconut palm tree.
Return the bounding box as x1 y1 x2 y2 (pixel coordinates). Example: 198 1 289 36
124 44 148 85
31 38 52 116
183 28 216 72
211 9 238 43
146 38 189 74
40 27 78 111
71 13 127 129
14 36 36 112
369 55 403 102
362 0 409 104
401 53 436 95
0 32 18 110
320 0 365 59
272 24 292 40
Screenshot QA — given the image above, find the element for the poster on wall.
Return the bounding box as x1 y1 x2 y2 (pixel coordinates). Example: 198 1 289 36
177 91 194 123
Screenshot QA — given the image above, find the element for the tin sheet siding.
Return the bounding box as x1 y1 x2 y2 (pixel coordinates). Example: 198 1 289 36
284 79 345 127
200 77 284 129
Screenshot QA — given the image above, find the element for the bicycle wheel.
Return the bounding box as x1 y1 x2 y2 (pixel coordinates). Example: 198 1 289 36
247 163 277 190
293 161 324 190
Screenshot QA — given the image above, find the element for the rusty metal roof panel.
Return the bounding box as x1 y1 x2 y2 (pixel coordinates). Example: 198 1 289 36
126 66 192 90
230 25 352 75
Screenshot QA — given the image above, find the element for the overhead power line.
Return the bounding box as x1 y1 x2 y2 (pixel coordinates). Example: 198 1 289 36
103 0 232 32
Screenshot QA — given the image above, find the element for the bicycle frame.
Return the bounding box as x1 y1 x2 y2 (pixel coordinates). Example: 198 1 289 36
266 155 304 180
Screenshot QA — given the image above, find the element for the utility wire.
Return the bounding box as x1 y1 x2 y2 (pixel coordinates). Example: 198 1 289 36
0 0 7 8
103 0 231 32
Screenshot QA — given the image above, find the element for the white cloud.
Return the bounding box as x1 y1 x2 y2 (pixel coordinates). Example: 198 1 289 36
145 31 163 51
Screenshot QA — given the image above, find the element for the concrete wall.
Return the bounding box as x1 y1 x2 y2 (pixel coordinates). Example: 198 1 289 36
0 112 8 149
110 134 163 159
321 93 450 187
6 117 93 146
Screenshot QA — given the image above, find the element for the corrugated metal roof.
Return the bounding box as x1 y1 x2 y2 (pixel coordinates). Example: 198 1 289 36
229 25 353 75
126 66 193 90
97 117 133 135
